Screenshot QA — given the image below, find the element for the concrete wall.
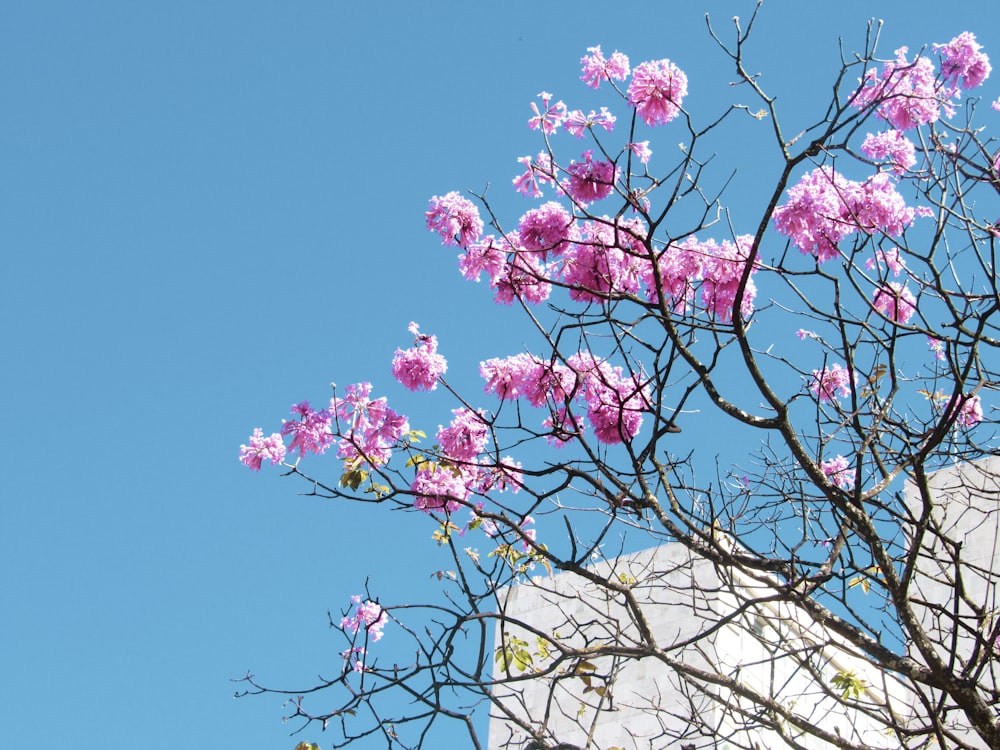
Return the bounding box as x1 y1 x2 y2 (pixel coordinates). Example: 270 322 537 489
488 543 903 749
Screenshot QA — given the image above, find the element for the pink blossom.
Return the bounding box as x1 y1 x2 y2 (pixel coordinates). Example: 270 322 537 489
472 457 523 495
639 234 758 320
562 219 644 302
470 503 498 537
563 150 618 205
331 382 409 469
341 595 387 643
628 141 652 165
426 192 483 248
512 152 557 198
956 394 983 427
627 59 688 126
928 337 946 362
392 323 447 392
993 97 1000 111
518 202 576 258
773 167 919 262
821 455 853 489
493 250 551 305
519 515 537 551
282 401 334 458
569 353 651 444
796 329 814 341
528 91 568 134
239 428 286 471
340 646 366 673
580 45 630 89
698 235 759 322
437 408 490 462
481 354 532 402
861 130 916 174
564 107 616 138
847 173 918 236
851 47 947 130
483 351 649 444
872 282 917 324
809 363 854 404
542 408 584 447
512 155 542 198
481 353 575 406
772 167 855 261
865 247 907 276
458 234 508 284
411 464 468 513
935 32 991 90
640 236 703 312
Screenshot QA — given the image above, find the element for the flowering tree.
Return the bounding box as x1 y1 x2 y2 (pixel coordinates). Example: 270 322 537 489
236 8 1000 750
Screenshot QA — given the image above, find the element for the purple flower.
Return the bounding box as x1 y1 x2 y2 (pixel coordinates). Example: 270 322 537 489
239 428 286 471
627 59 688 126
810 364 854 404
580 45 630 89
563 150 618 205
426 192 483 248
392 323 448 392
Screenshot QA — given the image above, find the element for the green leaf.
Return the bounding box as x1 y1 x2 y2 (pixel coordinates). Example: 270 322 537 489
340 469 368 490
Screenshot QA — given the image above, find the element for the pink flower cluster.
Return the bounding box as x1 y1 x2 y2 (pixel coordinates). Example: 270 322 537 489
629 141 652 165
341 595 387 643
412 464 470 513
240 383 411 473
410 408 521 515
861 130 917 174
435 201 763 320
852 47 945 130
481 352 576 406
282 401 334 458
872 281 917 324
928 337 946 362
821 455 853 489
580 45 630 89
331 382 410 469
571 353 651 444
564 107 616 139
563 150 619 205
865 247 906 277
518 202 577 257
457 231 553 306
425 192 483 249
563 219 645 303
693 236 759 323
627 59 688 126
437 408 490 461
851 35 989 130
810 363 854 404
411 457 523 514
957 394 983 428
773 167 922 262
392 322 447 392
935 32 991 91
528 91 568 134
239 428 286 471
518 515 537 551
512 152 556 198
481 351 650 445
640 235 759 321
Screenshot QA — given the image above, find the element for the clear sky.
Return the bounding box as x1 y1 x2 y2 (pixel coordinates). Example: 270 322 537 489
3 1 999 748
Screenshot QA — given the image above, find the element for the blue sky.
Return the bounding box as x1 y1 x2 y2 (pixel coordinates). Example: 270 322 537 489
3 1 1000 748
